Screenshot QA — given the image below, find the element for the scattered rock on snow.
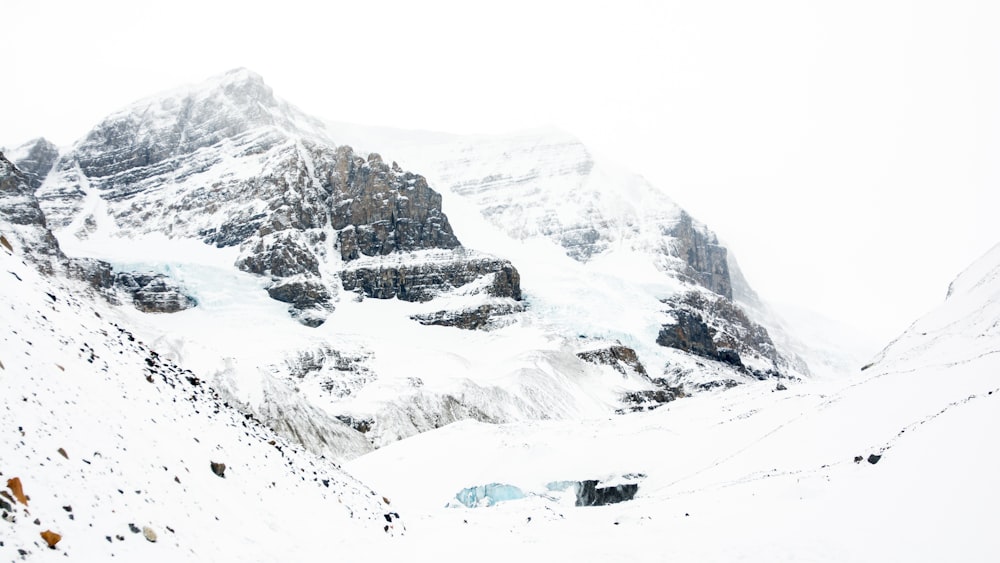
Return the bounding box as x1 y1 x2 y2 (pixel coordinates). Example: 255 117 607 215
40 529 61 548
867 454 882 465
210 461 226 478
6 477 28 505
57 447 68 459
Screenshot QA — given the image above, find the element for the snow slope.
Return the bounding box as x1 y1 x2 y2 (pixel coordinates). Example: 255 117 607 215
343 243 1000 562
0 238 401 561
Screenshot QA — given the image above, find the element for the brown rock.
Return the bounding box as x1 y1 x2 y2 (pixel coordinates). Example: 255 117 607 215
40 530 61 548
6 477 28 506
142 526 157 542
57 447 68 459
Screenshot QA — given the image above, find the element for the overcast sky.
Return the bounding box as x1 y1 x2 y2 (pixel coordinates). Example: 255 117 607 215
3 0 998 345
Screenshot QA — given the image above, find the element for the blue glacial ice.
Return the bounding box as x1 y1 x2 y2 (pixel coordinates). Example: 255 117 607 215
454 483 527 507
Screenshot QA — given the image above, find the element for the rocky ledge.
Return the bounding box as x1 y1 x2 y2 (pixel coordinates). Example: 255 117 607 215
411 302 524 330
114 272 197 313
577 344 648 377
340 250 521 302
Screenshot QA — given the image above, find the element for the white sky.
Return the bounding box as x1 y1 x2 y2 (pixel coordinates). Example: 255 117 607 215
2 0 998 344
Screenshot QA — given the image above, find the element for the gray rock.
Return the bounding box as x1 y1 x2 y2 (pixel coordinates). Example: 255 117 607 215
114 272 196 313
577 345 648 377
266 278 333 327
665 211 733 300
340 255 521 302
0 152 65 273
411 303 523 330
11 138 59 190
657 309 721 359
210 461 226 478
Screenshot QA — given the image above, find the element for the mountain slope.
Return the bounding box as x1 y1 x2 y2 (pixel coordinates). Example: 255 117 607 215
21 69 811 463
0 156 400 561
344 242 1000 562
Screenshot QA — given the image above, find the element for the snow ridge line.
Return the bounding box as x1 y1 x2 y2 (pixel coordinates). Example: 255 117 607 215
656 384 1000 500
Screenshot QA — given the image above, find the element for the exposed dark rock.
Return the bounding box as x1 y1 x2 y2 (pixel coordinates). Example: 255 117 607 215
619 377 684 413
715 348 744 368
578 345 648 377
341 255 521 302
67 258 116 291
666 211 732 300
854 455 864 463
11 138 59 190
210 461 226 478
575 481 639 507
657 309 720 358
237 230 320 277
775 382 788 391
673 291 780 368
114 272 196 313
695 379 740 391
411 303 523 330
330 149 461 260
867 454 882 465
266 278 332 326
0 152 64 272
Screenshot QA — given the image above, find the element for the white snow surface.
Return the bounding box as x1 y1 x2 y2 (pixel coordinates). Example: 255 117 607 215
3 68 998 560
0 238 399 562
343 243 1000 562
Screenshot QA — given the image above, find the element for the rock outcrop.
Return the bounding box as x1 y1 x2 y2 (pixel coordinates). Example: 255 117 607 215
30 70 518 326
577 345 648 377
114 272 197 313
10 138 59 190
664 211 732 300
340 251 521 302
411 303 523 330
0 152 65 273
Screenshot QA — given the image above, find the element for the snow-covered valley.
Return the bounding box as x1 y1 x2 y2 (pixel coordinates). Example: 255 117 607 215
2 69 996 561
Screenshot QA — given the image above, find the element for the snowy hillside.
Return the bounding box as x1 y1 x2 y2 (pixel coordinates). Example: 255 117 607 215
0 218 400 561
4 67 996 562
344 243 1000 562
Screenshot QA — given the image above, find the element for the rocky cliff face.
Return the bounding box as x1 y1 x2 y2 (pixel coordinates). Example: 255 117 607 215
9 137 60 190
0 152 65 273
665 211 732 300
114 272 197 313
372 128 805 381
35 69 519 326
11 69 814 466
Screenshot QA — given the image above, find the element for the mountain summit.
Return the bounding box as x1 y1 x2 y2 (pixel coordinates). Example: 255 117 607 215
14 69 808 459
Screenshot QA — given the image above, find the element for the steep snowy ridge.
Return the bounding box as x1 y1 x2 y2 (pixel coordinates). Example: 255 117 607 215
0 225 400 561
870 241 1000 370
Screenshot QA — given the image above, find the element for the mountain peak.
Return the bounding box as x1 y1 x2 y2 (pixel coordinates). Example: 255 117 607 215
68 69 324 180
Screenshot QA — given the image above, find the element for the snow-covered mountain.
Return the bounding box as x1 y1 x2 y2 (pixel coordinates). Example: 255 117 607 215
3 69 820 463
0 153 401 561
343 243 1000 562
3 68 996 561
